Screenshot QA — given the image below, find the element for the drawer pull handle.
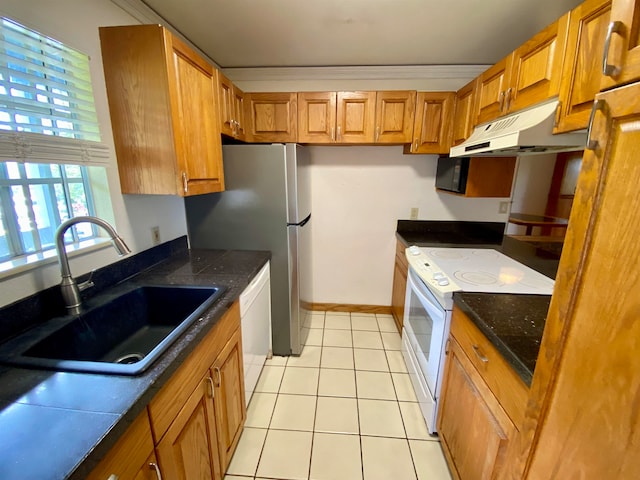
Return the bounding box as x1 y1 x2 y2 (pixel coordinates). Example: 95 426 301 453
214 366 222 387
472 344 489 363
206 376 215 398
149 462 163 480
602 21 624 77
586 99 608 150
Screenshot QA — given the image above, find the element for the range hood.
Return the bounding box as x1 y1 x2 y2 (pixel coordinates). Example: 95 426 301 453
450 99 586 157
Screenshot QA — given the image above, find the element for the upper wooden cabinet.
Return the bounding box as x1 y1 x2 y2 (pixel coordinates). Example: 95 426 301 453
600 0 640 88
218 72 246 141
452 78 478 147
555 0 613 133
476 14 570 125
404 92 454 154
245 92 297 142
375 90 417 143
298 91 413 144
100 25 224 196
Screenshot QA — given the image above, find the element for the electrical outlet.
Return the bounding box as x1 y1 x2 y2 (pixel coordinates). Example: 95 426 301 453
151 226 161 246
410 207 419 220
499 201 509 214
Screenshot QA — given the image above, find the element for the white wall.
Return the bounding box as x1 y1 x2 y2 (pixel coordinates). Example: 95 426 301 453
0 0 188 307
309 146 509 305
506 153 557 235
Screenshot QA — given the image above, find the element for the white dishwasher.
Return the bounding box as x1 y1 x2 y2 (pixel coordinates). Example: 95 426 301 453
239 261 272 406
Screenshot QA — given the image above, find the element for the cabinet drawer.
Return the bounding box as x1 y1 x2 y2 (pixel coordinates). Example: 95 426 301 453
450 305 528 428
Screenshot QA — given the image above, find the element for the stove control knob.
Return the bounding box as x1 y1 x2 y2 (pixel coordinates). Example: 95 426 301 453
437 278 450 286
409 246 421 256
433 272 446 280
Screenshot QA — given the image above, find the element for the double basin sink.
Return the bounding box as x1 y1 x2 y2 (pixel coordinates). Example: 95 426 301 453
0 284 225 375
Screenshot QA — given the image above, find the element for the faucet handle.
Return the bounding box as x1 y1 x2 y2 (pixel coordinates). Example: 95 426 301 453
78 270 96 292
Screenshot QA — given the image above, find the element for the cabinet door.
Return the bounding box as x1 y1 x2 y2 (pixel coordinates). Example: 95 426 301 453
556 0 612 133
508 14 569 113
297 92 337 143
525 80 640 480
390 254 408 333
375 90 416 143
156 376 223 480
218 72 235 137
246 92 298 142
476 54 513 124
212 328 246 470
407 92 454 154
87 412 156 480
233 86 246 141
452 78 478 147
165 33 224 196
600 0 640 88
438 339 515 480
336 91 377 143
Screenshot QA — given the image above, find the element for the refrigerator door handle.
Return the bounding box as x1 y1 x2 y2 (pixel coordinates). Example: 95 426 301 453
287 213 311 227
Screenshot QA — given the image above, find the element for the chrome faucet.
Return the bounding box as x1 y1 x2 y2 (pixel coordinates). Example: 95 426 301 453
55 216 131 314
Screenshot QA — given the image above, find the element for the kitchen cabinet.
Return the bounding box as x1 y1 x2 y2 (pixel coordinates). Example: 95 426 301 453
375 90 417 144
475 14 569 125
99 25 224 196
297 91 377 143
245 92 297 142
514 80 640 479
438 306 527 480
86 412 159 480
404 92 454 154
390 239 409 332
219 71 246 141
149 301 244 479
600 0 640 89
156 375 223 480
555 0 613 133
451 78 478 147
211 327 246 470
436 157 517 198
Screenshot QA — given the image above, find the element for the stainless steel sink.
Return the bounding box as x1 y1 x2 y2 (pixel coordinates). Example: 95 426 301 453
0 285 225 375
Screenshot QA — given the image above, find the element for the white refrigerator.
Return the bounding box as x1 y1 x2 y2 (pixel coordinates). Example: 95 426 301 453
184 144 312 356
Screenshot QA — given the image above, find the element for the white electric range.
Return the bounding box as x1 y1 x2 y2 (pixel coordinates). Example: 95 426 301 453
401 246 554 433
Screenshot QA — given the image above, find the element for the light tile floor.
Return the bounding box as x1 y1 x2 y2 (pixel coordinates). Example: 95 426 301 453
225 311 452 480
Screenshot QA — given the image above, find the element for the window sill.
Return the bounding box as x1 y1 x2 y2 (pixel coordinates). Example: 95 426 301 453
0 238 113 280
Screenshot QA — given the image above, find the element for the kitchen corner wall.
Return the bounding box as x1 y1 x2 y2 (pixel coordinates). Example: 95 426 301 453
307 146 509 305
0 0 188 307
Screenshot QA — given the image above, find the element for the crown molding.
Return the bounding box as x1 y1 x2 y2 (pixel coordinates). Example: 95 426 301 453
222 65 489 82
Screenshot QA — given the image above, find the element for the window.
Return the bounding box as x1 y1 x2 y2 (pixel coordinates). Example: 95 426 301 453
0 17 111 267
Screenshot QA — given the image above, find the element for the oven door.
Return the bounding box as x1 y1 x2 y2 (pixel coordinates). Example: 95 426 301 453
403 267 450 399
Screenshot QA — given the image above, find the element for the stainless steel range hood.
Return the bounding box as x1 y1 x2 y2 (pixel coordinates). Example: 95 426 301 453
450 99 587 157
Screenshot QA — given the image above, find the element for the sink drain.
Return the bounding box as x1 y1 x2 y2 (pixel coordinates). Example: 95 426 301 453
114 353 144 364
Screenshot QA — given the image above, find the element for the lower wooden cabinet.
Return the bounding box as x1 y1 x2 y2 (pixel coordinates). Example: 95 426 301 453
87 412 158 480
390 240 408 332
437 306 528 480
211 327 246 470
156 375 223 480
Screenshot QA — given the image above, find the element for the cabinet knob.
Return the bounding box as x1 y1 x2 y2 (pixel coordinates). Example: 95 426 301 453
602 21 624 77
498 91 506 113
505 87 513 112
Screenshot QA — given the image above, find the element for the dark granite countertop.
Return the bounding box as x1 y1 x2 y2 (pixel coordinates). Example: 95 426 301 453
0 239 270 480
395 220 560 386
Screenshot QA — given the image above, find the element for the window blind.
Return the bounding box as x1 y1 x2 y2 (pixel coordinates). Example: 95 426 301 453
0 17 109 165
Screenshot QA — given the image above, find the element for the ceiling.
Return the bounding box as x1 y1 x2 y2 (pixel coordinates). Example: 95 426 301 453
140 0 583 68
